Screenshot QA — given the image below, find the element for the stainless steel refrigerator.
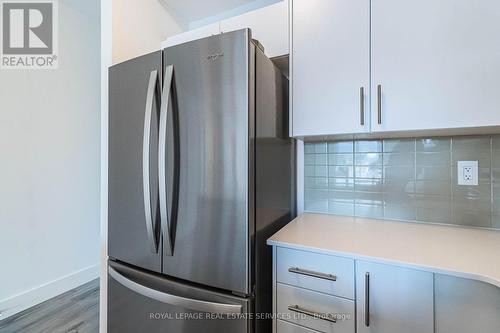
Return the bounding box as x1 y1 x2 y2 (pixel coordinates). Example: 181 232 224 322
108 29 295 333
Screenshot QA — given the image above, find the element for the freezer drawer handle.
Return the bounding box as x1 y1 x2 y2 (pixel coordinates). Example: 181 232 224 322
288 305 337 323
109 267 243 314
159 65 175 256
288 267 337 281
143 70 160 253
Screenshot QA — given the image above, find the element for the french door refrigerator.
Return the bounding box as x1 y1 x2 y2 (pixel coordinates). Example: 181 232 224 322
108 29 295 333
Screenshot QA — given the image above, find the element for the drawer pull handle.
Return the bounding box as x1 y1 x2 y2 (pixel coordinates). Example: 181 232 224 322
288 267 337 281
288 305 337 323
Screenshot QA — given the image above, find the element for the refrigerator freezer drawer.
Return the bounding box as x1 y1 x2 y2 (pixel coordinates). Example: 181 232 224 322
108 261 251 333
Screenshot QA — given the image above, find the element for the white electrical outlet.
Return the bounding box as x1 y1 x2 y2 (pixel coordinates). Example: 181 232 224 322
457 161 478 185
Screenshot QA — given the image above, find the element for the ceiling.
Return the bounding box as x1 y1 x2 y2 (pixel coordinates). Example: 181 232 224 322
160 0 272 24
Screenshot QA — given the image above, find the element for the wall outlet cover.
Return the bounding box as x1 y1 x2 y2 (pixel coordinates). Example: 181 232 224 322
457 161 478 186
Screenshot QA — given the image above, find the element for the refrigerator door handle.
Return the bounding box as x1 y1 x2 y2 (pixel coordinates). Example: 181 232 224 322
109 267 243 314
159 65 174 256
142 70 160 253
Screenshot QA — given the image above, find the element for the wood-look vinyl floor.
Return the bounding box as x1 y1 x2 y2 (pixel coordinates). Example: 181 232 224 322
0 279 99 333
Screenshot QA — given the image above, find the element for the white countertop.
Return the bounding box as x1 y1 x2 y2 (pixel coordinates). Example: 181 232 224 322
267 213 500 288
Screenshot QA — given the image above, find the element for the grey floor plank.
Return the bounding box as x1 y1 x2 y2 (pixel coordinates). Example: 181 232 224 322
0 279 99 333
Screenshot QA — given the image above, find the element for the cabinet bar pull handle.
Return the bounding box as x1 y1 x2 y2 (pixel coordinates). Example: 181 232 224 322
288 267 337 281
360 87 365 126
288 305 337 323
377 84 382 124
365 272 370 327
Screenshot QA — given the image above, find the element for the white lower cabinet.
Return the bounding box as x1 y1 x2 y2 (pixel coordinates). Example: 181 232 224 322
355 261 434 333
277 283 355 333
277 319 324 333
273 246 500 333
435 274 500 333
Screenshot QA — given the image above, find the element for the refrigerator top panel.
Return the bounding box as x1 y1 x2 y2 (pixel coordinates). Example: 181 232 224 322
161 29 253 295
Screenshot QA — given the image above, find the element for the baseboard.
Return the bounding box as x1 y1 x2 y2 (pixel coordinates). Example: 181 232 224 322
0 263 100 321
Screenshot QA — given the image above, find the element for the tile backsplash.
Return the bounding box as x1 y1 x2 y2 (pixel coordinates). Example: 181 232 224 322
304 135 500 229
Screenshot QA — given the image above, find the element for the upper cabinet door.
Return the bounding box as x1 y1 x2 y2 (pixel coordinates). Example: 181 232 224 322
162 23 220 48
292 0 370 137
371 0 500 133
356 261 434 333
220 1 289 58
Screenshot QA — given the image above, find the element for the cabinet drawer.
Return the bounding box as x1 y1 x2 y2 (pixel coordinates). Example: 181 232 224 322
277 247 354 299
277 319 320 333
277 283 355 333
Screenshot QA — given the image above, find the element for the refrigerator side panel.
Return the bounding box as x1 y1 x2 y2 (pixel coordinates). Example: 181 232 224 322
254 45 296 333
108 52 163 272
162 30 251 294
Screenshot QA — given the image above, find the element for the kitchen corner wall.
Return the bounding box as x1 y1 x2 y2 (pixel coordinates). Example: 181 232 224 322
304 135 500 229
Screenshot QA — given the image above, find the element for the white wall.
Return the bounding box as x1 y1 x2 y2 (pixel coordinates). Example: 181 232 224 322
112 0 185 64
0 0 101 320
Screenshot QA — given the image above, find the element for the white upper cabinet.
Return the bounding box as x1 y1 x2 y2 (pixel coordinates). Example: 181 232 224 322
162 23 220 49
371 0 500 133
291 0 370 137
220 1 289 58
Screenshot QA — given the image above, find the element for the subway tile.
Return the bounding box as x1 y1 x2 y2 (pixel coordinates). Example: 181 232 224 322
451 150 491 168
355 153 383 166
416 166 451 181
452 136 491 151
355 166 383 179
328 201 355 216
329 190 355 203
383 139 415 153
304 136 500 229
304 143 315 154
416 138 451 152
305 189 329 201
492 135 500 150
385 204 416 221
452 181 491 205
452 208 491 228
314 142 328 154
305 154 315 166
305 177 328 189
416 152 451 167
328 154 353 166
416 207 452 224
315 165 328 177
384 192 415 205
383 152 415 166
415 180 451 196
305 166 315 177
355 140 382 153
492 214 500 229
329 178 354 191
354 192 383 205
305 200 328 213
328 141 353 154
414 195 452 210
315 154 328 166
355 204 384 218
329 177 354 191
355 178 383 192
383 179 415 194
492 152 500 168
329 166 354 178
384 166 415 180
